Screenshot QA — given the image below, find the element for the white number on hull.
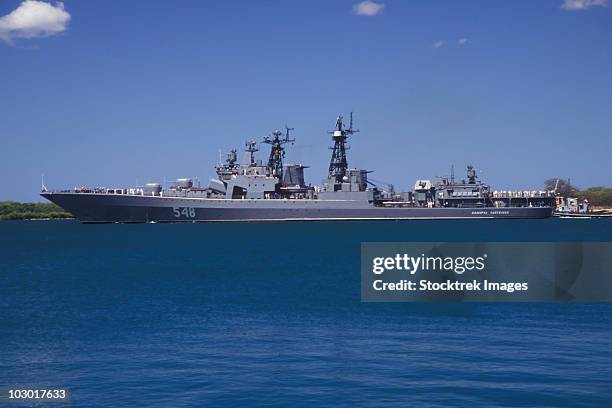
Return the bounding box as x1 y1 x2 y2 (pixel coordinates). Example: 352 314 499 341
173 207 195 218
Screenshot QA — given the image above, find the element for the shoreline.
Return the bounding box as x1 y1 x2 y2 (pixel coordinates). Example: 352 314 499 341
0 217 75 221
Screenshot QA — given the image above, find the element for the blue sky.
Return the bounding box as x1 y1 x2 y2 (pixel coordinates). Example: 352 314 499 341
1 0 611 201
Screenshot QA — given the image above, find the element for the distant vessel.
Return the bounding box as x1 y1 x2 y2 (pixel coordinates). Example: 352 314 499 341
41 114 555 223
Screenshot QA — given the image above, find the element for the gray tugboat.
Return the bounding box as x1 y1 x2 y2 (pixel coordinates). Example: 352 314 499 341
41 114 555 223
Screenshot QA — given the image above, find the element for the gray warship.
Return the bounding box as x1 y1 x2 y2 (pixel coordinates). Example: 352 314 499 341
41 114 555 222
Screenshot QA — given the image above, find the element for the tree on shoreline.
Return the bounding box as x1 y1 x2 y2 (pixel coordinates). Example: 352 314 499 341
543 178 579 196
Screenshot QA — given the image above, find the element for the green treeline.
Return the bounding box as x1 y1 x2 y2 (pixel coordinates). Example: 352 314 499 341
543 179 612 207
577 187 612 207
0 202 73 221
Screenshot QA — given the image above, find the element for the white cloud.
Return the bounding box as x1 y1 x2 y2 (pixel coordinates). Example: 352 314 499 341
458 38 469 46
0 1 70 44
433 41 444 49
353 1 385 16
561 0 608 10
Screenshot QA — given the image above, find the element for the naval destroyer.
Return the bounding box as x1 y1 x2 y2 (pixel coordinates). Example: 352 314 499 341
41 114 555 222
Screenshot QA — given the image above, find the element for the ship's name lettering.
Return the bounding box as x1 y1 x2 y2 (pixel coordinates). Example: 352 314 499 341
471 210 510 215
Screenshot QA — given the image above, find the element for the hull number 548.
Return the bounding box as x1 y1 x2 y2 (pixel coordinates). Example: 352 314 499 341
173 207 196 218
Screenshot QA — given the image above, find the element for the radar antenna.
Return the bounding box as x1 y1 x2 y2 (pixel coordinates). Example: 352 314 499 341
263 126 295 178
467 165 477 184
244 140 259 166
328 112 358 183
227 149 238 166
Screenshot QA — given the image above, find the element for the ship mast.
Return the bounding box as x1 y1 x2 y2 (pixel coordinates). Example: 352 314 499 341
328 112 358 183
263 126 295 179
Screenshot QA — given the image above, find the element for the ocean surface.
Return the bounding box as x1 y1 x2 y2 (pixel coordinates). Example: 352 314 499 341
1 218 611 407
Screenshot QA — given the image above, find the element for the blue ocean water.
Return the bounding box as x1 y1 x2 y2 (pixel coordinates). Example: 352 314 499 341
1 219 611 407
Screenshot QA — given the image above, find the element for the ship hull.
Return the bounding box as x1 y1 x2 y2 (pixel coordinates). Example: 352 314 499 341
42 192 554 223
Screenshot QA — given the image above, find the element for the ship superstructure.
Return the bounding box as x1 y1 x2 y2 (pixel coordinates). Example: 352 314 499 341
41 114 555 222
